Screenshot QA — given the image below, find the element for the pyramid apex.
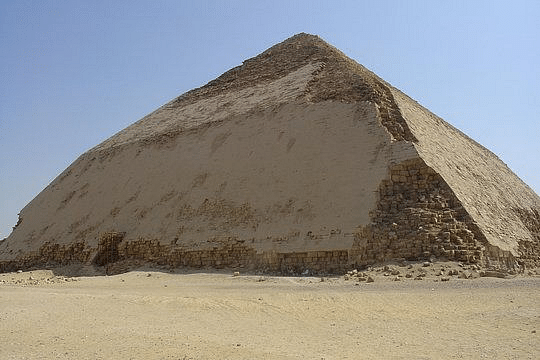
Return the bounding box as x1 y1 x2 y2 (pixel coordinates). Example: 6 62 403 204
258 32 335 57
280 32 323 43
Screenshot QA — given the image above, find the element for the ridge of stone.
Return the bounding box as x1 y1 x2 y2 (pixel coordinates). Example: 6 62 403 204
169 33 416 142
170 32 336 106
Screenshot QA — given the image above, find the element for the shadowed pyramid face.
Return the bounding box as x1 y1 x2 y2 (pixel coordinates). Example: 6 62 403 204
1 33 539 274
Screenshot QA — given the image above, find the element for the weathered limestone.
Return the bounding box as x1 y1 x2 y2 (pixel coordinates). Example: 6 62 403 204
1 33 539 274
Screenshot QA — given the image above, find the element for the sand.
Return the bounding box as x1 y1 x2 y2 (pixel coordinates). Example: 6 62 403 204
1 267 539 359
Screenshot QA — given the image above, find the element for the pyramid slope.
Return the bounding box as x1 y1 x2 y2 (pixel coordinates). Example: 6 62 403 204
93 33 415 152
1 33 539 273
391 88 540 263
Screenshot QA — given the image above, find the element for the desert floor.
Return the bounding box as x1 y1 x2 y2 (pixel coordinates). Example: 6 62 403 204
1 266 539 360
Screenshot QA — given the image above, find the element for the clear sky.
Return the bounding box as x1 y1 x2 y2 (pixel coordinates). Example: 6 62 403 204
1 0 539 239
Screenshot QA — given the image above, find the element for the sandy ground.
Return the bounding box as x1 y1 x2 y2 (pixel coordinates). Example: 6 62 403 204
1 266 539 360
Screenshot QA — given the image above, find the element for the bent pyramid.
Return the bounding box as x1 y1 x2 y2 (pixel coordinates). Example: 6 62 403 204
2 33 539 273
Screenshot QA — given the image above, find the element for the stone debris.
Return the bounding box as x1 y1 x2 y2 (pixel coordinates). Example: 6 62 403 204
340 261 497 283
0 270 79 286
343 261 520 283
480 270 507 279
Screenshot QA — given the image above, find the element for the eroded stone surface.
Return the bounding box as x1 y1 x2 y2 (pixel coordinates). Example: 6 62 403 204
1 33 539 274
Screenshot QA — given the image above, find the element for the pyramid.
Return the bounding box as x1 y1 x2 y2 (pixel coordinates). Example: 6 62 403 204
1 33 539 274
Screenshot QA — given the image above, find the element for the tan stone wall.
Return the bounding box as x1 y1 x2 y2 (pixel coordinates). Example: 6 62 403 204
3 156 533 274
2 101 411 268
516 209 540 267
349 158 521 269
0 241 91 273
0 236 350 275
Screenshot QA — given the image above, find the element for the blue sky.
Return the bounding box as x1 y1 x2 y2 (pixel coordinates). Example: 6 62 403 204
1 0 539 239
